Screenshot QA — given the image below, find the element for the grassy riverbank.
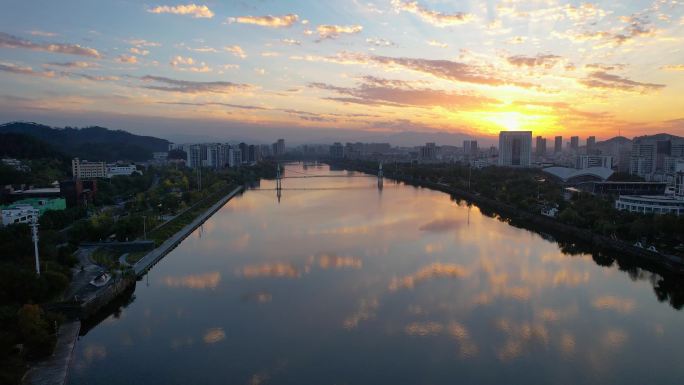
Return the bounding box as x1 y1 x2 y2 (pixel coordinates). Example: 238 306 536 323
148 182 235 246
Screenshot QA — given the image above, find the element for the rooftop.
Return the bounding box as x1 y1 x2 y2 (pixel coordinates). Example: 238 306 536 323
543 166 614 182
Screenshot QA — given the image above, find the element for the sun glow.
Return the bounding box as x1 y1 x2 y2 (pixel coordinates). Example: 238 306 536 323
468 110 559 136
487 111 523 131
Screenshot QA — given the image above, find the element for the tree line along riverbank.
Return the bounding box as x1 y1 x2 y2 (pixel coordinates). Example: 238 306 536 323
333 160 684 262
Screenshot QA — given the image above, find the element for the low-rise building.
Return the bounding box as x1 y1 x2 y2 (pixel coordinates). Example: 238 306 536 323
152 152 168 164
1 204 39 226
543 166 613 184
3 198 66 216
614 195 684 216
107 164 139 178
579 181 668 196
1 158 30 172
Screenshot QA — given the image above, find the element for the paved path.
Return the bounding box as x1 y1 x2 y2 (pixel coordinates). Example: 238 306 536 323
118 253 130 267
64 247 102 301
134 186 243 276
23 321 81 385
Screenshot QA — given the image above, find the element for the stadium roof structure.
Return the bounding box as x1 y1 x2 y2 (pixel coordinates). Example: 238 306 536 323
542 166 614 183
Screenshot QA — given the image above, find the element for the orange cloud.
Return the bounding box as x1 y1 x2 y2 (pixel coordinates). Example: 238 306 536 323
661 64 684 71
148 4 214 18
117 54 137 64
580 71 665 93
0 32 100 58
0 62 55 78
228 14 299 28
392 0 473 27
224 45 246 59
316 24 363 40
140 75 251 94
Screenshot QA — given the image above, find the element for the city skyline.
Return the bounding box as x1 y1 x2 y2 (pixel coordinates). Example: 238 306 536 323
0 1 683 142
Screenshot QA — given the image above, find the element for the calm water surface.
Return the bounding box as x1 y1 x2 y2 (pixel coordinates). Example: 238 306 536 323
69 163 684 385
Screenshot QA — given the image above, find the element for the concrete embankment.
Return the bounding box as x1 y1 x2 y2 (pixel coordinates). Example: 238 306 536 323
134 185 243 276
24 186 244 385
340 162 684 273
22 321 80 385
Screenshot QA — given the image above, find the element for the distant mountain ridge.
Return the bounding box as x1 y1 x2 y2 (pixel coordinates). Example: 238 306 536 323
0 122 169 162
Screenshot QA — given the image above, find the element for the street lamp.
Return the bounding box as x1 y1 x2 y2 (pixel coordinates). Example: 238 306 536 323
142 215 147 240
30 216 40 276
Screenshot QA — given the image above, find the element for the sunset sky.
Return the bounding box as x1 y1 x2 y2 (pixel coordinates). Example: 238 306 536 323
1 0 683 144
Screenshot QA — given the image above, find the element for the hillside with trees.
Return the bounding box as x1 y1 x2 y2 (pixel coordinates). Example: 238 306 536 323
0 122 169 162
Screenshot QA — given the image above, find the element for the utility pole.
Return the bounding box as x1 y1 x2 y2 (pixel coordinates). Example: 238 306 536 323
30 217 40 276
142 215 147 240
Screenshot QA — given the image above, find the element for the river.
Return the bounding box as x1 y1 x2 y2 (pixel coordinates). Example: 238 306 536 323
68 162 684 385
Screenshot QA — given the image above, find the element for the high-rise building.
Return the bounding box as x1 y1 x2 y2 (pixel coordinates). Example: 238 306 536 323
206 144 220 169
630 135 684 179
228 147 242 167
330 142 344 158
498 131 532 167
273 139 285 156
463 140 478 158
535 136 547 157
587 136 596 154
420 142 437 160
570 136 579 152
259 144 272 158
630 136 658 179
554 136 563 153
675 161 684 197
239 142 248 162
186 145 201 169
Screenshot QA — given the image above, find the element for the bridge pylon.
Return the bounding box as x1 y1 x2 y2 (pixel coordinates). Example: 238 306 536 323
276 163 282 202
377 162 384 189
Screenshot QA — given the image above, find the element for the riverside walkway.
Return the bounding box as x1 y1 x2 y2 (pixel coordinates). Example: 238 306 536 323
133 185 243 276
23 321 80 385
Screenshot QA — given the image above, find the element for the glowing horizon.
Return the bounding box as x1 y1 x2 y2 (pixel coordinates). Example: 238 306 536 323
0 1 683 142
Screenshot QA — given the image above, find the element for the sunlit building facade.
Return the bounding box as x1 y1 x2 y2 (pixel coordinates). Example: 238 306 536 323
498 131 532 168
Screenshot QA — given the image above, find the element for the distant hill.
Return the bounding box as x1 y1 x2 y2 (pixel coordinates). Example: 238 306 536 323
594 136 632 154
596 136 631 147
0 132 68 160
0 122 169 162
